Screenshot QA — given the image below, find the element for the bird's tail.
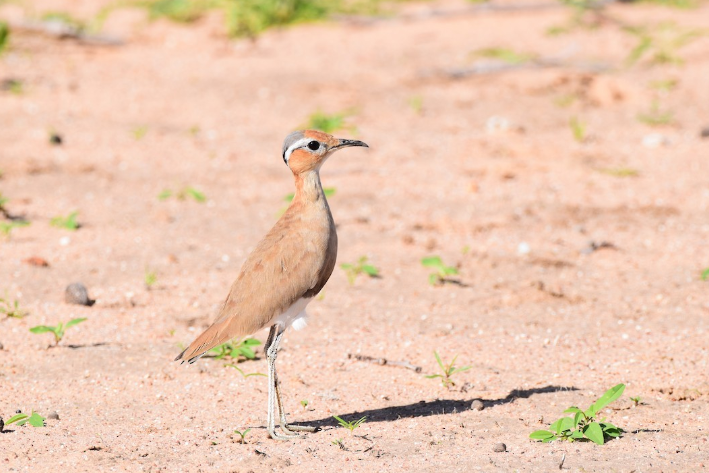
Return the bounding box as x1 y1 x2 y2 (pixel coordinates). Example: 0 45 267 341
174 318 239 364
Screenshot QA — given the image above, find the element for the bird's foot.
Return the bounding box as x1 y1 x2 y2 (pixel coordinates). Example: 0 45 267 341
283 423 319 433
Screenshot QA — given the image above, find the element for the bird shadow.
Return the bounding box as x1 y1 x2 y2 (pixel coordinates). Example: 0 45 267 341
292 385 579 429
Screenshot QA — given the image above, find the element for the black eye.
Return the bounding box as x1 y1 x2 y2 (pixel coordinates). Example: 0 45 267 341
307 141 320 151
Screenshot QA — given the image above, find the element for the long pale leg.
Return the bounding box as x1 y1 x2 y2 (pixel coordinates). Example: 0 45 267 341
266 325 297 440
264 325 319 439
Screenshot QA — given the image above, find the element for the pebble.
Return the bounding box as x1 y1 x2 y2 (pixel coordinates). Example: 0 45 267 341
49 133 63 145
65 282 93 306
701 127 709 139
47 411 60 420
471 400 485 411
0 341 4 350
517 242 531 255
0 417 4 432
493 443 507 453
642 133 668 148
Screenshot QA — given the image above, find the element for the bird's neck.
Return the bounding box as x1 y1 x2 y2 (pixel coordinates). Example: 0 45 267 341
293 171 327 207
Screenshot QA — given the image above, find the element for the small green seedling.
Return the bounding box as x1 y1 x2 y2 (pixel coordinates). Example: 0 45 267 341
530 384 625 445
333 415 366 433
0 21 9 54
300 399 309 409
158 186 206 203
569 116 586 143
5 411 45 428
0 220 30 238
305 110 354 134
0 295 27 319
144 268 157 289
284 187 335 203
701 268 709 281
30 318 87 345
332 438 346 449
408 95 423 114
472 47 535 65
421 256 458 285
425 351 471 388
50 211 80 231
225 364 266 378
210 337 261 361
625 23 706 66
597 167 639 178
132 126 148 140
340 256 379 285
630 396 642 406
637 101 674 126
233 428 251 444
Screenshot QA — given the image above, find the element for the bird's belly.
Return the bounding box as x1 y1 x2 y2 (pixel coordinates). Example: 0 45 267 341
270 297 313 331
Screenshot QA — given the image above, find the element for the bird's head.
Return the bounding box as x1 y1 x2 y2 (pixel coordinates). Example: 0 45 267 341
282 129 368 175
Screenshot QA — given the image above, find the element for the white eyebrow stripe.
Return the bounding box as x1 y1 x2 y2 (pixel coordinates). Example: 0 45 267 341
283 138 314 163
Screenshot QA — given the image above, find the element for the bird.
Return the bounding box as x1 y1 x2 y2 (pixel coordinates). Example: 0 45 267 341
175 129 368 440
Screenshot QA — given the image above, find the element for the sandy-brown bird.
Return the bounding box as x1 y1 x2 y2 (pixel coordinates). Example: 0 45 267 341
176 130 368 440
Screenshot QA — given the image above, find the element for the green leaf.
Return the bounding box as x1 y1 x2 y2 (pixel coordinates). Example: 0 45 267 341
529 430 555 440
428 274 439 285
29 326 55 334
284 193 295 202
589 384 626 414
28 412 45 427
361 265 379 276
158 189 172 200
5 413 29 425
550 417 573 434
239 346 256 359
443 266 459 275
323 187 336 198
185 187 206 203
583 422 604 445
421 256 443 267
570 430 584 439
340 263 353 270
66 318 87 328
701 268 709 281
433 351 444 371
573 411 584 427
563 406 582 414
242 338 261 346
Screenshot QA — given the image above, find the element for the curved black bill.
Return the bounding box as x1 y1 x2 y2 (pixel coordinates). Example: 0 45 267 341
333 138 369 149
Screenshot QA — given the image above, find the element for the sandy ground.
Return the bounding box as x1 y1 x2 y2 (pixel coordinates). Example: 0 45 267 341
1 0 709 471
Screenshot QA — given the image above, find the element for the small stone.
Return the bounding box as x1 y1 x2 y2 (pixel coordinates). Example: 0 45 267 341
49 133 63 145
642 133 668 148
493 443 507 453
47 411 60 420
0 342 4 350
65 282 93 306
701 127 709 139
0 417 4 432
517 242 531 255
471 400 485 411
23 256 50 267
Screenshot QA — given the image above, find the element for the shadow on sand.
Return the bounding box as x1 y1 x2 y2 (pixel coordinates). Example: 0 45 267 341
292 385 579 429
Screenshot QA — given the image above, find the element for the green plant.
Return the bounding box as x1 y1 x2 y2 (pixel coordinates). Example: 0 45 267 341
50 211 80 231
637 101 674 126
158 186 206 203
0 220 30 238
408 95 423 114
300 399 309 409
630 396 642 406
569 116 586 142
5 411 45 428
305 110 354 134
340 256 379 285
0 294 27 319
472 47 535 64
210 337 261 361
530 384 625 445
597 167 639 177
29 318 87 345
332 438 345 449
132 126 148 140
0 21 9 54
223 0 330 38
225 364 266 377
425 351 471 388
144 268 157 289
233 427 251 443
625 23 706 66
333 415 366 433
649 78 678 92
284 187 335 203
421 256 458 285
701 268 709 281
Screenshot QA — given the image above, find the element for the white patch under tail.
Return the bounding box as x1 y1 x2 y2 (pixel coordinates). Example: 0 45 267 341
271 297 313 331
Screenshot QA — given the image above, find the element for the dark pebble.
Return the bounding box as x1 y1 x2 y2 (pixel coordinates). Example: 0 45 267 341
47 411 60 420
49 133 63 145
471 400 485 411
0 341 4 350
701 127 709 139
65 282 93 306
493 443 507 453
0 417 4 432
